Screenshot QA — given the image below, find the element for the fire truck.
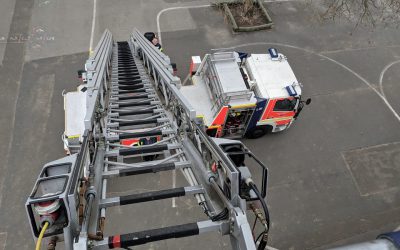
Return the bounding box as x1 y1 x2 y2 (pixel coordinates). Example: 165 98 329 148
181 48 311 139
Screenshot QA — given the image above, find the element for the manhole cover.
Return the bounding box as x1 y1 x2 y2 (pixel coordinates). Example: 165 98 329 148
342 142 400 196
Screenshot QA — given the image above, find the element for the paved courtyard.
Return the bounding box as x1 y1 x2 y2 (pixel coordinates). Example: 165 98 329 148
0 0 399 249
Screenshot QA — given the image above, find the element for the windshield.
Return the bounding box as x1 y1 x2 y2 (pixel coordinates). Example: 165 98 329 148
273 98 297 111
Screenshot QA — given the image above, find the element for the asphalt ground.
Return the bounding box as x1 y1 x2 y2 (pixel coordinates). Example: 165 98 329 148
0 0 399 249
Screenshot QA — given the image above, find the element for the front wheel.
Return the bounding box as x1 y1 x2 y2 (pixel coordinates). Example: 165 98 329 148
246 126 271 139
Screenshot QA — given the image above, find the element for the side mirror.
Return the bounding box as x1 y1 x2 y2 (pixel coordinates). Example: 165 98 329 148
305 98 312 105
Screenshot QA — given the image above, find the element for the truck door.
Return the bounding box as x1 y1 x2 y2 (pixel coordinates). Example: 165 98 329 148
263 97 297 126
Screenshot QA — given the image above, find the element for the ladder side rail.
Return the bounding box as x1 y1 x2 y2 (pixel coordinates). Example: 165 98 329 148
130 30 196 120
193 124 242 208
85 30 114 130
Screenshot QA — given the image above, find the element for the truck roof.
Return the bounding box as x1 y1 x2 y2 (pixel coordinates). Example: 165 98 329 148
246 53 302 100
213 53 249 95
180 76 256 126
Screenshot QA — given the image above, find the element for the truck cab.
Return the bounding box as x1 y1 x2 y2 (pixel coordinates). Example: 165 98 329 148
180 49 309 139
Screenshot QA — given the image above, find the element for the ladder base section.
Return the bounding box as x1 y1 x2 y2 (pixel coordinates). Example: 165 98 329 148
107 223 199 249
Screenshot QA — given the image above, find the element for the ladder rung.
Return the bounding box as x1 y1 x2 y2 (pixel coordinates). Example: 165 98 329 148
119 118 158 127
118 60 134 64
119 143 168 155
116 65 137 72
116 88 147 94
111 101 155 109
115 101 154 108
112 94 149 100
107 129 163 141
116 68 137 71
117 85 145 91
105 143 181 157
111 109 155 116
102 161 177 178
114 80 142 85
107 117 168 128
118 76 141 80
104 222 200 249
99 186 203 208
118 71 139 75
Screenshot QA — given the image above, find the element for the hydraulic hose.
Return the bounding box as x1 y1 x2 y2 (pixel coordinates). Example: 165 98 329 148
249 182 270 231
248 181 270 250
35 222 49 250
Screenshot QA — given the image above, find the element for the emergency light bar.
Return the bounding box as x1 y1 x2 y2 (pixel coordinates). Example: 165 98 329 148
285 85 298 97
268 48 279 60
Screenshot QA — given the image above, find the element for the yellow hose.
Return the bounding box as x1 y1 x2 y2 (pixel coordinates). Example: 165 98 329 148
35 222 49 250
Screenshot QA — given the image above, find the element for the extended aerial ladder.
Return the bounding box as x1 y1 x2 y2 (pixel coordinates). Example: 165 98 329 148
25 29 270 250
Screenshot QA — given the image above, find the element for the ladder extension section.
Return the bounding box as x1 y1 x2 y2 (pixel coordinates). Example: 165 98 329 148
97 41 214 248
26 30 263 250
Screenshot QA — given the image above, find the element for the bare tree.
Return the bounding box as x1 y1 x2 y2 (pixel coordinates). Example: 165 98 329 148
311 0 400 28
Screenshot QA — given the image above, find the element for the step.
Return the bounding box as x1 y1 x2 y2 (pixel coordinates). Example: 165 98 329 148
106 129 174 141
99 186 203 208
101 222 204 249
105 143 179 157
102 161 191 179
115 117 166 127
110 98 155 105
110 108 155 116
110 100 160 108
110 93 151 100
113 88 147 94
118 76 142 81
113 81 145 87
115 84 145 91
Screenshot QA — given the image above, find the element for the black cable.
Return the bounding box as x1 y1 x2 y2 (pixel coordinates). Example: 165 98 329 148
258 238 267 250
211 208 229 221
249 182 270 232
255 231 265 244
249 182 270 250
200 201 228 221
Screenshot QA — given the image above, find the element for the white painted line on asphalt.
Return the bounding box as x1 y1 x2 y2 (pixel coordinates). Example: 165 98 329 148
320 45 400 54
379 59 400 99
89 0 97 54
218 42 400 123
157 5 210 45
157 0 297 44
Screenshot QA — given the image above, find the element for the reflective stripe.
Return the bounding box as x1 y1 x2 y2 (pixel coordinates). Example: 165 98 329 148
231 103 256 109
67 134 80 139
258 116 293 124
211 106 229 126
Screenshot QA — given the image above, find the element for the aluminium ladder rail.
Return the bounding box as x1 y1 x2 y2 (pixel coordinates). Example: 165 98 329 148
26 29 259 250
86 41 230 249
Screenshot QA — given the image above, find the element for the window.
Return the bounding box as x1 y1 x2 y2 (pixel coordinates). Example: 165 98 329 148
274 99 297 111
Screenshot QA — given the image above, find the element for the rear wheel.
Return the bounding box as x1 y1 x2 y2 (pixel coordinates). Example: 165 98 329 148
246 126 271 139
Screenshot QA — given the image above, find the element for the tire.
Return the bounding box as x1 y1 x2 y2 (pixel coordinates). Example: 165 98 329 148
246 126 270 139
